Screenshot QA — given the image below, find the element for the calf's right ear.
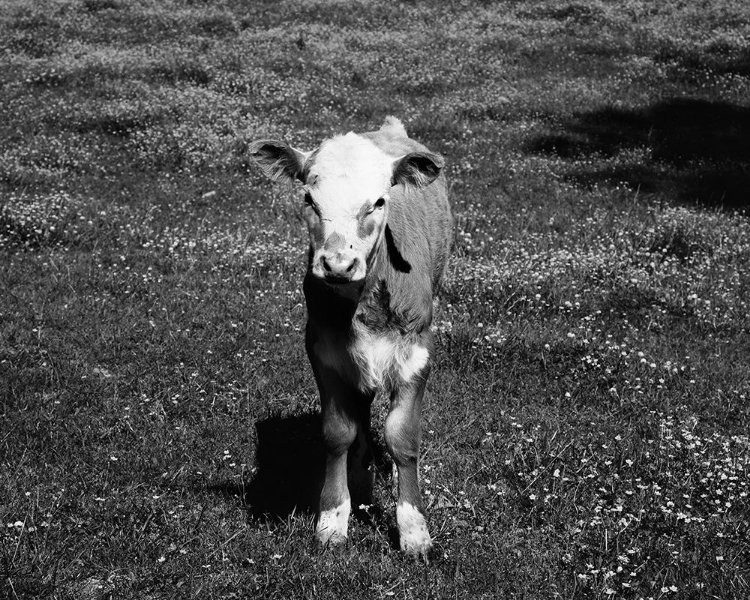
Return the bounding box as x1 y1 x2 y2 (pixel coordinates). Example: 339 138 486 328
248 140 309 183
391 151 444 189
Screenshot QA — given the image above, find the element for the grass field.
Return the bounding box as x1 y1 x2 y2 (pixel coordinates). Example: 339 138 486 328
1 0 750 598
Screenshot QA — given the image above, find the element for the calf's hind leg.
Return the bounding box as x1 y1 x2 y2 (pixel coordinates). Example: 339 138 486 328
348 401 375 508
384 367 432 560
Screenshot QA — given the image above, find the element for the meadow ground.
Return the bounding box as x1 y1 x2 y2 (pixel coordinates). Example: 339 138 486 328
1 0 749 598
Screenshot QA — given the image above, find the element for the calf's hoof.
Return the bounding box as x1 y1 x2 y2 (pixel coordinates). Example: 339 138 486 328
315 500 350 547
397 502 433 563
315 529 348 547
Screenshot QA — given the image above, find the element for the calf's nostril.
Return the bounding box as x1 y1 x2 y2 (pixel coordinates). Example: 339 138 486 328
320 253 358 279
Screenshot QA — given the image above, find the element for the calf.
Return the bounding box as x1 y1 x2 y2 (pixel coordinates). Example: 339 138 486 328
249 117 452 560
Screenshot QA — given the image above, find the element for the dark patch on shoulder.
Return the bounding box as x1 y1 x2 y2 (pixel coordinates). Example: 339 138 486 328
357 279 391 331
356 278 420 335
385 225 411 273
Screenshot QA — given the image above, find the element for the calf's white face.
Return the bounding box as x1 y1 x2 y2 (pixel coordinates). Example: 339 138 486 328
249 130 442 284
303 133 394 283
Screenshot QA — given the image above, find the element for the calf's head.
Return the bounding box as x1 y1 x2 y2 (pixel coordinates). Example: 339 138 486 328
249 131 442 284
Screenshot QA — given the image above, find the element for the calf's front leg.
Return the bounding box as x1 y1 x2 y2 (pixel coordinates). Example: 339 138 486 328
385 365 432 560
310 358 371 546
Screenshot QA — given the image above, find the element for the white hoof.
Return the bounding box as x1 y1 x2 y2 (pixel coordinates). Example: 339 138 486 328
396 502 432 561
315 499 351 546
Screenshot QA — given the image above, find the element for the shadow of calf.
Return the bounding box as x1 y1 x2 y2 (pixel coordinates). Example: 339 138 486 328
206 410 397 546
243 413 325 519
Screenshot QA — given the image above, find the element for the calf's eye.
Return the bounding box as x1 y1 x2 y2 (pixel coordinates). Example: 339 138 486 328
374 197 385 209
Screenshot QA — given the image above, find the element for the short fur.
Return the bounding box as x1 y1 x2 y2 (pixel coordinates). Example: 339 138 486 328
249 117 452 561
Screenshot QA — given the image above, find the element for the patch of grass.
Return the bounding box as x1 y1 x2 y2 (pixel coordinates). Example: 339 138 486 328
2 0 749 598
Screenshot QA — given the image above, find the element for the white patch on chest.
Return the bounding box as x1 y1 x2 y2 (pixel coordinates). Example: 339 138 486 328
352 327 429 391
314 326 429 392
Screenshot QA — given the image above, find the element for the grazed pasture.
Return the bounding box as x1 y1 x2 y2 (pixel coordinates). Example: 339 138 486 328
1 1 749 598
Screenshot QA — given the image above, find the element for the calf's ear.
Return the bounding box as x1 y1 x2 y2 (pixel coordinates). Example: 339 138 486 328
249 140 310 183
391 151 444 188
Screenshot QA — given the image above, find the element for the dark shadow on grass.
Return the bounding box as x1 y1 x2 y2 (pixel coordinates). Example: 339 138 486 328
207 411 398 546
205 413 323 520
525 98 750 209
246 413 324 519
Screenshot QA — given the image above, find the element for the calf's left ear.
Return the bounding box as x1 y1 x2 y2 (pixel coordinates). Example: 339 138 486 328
391 151 444 188
249 140 310 183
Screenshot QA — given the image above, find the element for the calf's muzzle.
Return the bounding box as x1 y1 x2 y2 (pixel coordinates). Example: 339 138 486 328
319 252 360 282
